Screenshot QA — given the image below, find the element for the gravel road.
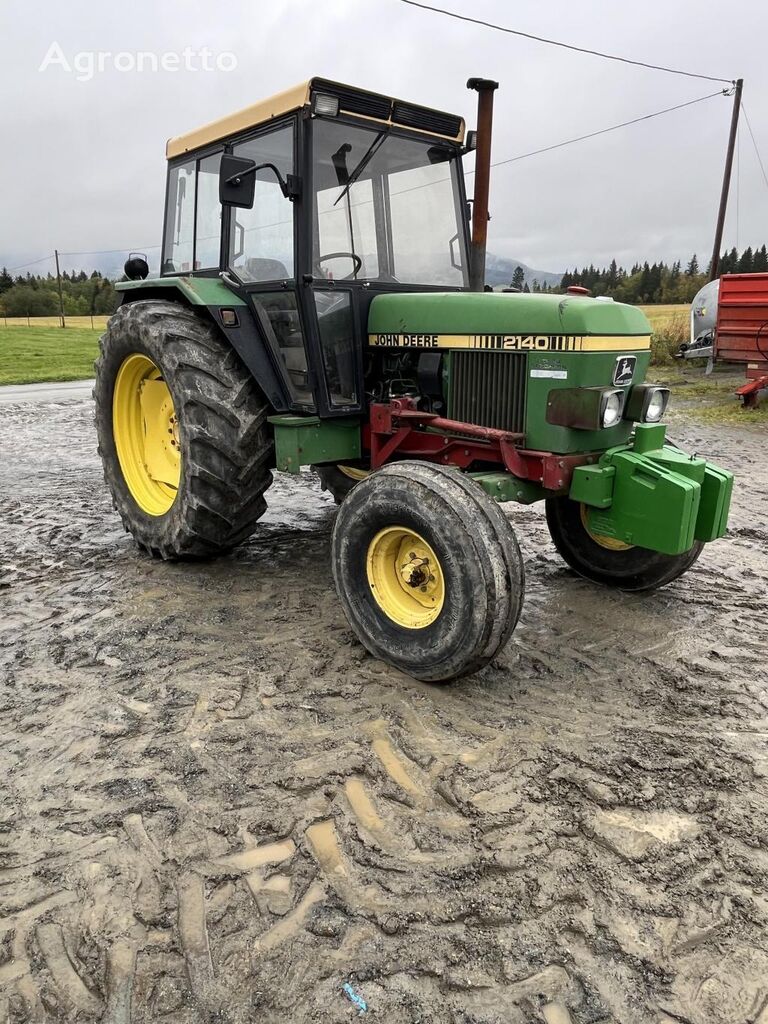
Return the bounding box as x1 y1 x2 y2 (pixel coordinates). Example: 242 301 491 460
1 393 766 1024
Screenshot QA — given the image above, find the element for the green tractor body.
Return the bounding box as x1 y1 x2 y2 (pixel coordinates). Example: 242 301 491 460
99 76 733 681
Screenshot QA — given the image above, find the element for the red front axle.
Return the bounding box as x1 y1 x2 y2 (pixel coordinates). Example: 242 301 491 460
365 399 593 492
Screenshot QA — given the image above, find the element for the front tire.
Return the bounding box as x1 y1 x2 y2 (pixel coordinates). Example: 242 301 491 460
94 300 274 559
545 496 702 592
332 462 525 682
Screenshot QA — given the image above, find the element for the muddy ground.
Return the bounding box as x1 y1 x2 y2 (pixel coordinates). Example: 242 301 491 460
1 393 766 1024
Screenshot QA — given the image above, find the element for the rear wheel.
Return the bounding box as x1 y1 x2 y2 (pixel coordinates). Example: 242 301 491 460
332 462 525 682
545 496 702 592
314 463 369 504
94 300 274 559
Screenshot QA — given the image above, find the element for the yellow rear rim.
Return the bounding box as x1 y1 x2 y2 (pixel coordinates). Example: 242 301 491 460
580 503 633 551
338 464 369 481
112 353 180 516
366 527 445 629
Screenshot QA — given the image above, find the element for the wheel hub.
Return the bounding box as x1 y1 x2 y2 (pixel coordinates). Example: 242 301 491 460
366 527 445 629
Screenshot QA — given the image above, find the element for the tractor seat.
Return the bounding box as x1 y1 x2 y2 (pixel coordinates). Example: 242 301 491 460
242 257 290 282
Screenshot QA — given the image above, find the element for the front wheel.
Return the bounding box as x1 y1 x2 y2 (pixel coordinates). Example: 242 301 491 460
545 497 702 592
331 462 525 682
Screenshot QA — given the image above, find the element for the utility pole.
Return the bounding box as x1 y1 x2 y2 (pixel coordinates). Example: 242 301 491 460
709 79 743 282
54 248 66 328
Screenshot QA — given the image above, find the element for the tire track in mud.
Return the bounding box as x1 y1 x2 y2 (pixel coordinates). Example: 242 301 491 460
1 397 767 1022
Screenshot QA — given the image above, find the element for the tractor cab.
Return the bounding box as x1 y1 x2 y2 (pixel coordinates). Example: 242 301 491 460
161 78 470 416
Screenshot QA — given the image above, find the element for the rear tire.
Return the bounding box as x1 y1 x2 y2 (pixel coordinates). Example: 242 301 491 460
332 462 525 682
545 496 703 592
314 463 368 505
94 300 273 559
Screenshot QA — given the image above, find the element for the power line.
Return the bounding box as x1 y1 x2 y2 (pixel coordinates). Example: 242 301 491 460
488 90 727 169
741 102 768 195
6 245 161 274
7 254 55 273
59 245 160 256
384 89 726 204
398 0 734 85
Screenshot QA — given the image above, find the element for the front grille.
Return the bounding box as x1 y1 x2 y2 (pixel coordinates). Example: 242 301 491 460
392 102 462 138
448 351 527 434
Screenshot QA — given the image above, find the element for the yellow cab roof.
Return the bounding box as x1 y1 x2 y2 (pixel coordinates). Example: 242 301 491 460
166 77 465 159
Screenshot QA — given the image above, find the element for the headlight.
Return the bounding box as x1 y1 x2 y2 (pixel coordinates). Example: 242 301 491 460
624 385 670 423
602 391 623 428
546 387 625 430
645 390 668 422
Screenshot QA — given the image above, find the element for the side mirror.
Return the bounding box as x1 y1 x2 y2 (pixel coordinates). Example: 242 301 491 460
219 155 301 209
220 154 257 209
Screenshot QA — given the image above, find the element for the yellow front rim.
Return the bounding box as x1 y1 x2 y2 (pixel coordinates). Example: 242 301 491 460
112 354 180 516
366 527 445 629
580 503 633 551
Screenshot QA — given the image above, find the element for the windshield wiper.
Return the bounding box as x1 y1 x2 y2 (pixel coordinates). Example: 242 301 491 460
333 130 389 207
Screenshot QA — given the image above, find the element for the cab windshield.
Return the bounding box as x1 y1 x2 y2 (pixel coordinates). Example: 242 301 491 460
312 119 468 287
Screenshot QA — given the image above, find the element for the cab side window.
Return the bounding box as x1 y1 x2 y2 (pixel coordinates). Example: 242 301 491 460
162 160 195 273
229 124 295 282
195 153 223 270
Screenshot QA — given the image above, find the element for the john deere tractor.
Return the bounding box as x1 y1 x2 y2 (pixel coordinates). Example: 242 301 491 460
94 77 733 681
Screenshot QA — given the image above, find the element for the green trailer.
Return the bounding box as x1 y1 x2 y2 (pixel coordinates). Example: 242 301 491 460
93 76 733 681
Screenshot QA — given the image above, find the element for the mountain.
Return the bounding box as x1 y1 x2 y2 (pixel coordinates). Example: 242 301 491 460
3 251 563 289
484 253 562 289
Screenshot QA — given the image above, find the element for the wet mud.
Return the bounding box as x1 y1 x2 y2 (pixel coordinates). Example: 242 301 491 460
1 396 767 1023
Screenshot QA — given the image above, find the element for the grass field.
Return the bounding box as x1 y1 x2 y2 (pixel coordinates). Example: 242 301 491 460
1 315 110 330
638 303 689 330
0 325 101 385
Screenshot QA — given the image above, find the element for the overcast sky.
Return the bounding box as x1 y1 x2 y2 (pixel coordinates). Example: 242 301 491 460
1 0 766 276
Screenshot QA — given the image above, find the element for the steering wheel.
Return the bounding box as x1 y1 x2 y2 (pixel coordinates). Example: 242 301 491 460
318 251 363 280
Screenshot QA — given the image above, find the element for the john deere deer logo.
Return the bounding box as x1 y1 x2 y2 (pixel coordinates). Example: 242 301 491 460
613 355 636 386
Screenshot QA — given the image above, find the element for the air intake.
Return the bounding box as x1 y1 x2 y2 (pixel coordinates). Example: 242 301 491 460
392 102 462 138
311 81 391 121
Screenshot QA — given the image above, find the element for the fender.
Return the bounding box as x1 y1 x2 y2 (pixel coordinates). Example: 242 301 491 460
115 276 290 411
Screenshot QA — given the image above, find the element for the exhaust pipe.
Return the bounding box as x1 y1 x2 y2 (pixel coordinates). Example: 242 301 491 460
467 77 498 292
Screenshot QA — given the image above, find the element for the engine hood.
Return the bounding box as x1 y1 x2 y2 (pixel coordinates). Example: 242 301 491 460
367 291 650 341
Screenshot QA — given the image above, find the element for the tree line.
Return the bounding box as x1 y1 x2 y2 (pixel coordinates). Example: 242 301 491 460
0 269 118 318
519 245 768 305
3 245 768 317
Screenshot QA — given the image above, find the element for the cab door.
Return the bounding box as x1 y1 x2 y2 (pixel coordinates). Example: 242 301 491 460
224 118 317 412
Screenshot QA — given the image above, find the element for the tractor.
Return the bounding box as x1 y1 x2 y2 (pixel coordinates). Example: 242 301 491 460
94 77 734 681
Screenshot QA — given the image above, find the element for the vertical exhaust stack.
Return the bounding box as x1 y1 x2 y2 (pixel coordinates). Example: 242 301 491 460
467 78 499 293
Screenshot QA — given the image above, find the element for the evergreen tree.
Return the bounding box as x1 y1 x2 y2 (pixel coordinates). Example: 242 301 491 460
685 254 699 276
511 265 525 290
738 246 754 272
607 258 619 288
